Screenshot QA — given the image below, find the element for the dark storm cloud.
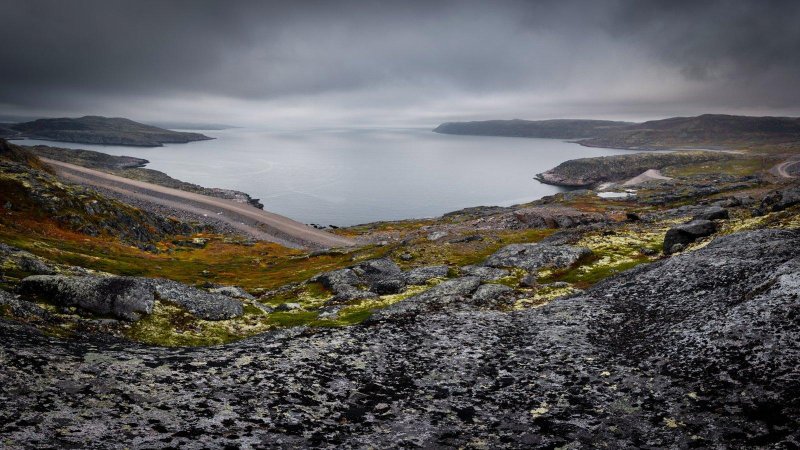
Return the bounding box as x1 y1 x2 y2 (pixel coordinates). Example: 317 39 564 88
0 0 798 124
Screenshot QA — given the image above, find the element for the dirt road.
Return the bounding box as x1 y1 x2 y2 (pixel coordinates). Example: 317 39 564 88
772 158 800 178
41 158 356 250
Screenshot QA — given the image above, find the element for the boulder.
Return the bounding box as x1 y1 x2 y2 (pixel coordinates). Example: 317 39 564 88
275 302 302 312
366 276 482 323
312 268 360 290
329 284 378 303
20 275 154 321
484 243 592 271
372 278 406 295
664 220 717 254
403 265 449 284
511 206 605 229
147 279 243 320
460 265 509 281
692 205 729 221
470 284 515 306
209 286 254 300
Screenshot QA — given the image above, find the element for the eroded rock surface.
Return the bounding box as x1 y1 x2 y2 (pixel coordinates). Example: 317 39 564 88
0 229 798 448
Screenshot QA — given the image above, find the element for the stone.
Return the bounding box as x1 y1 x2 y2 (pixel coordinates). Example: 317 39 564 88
275 302 302 312
519 272 538 288
663 220 717 254
426 231 448 241
147 279 244 320
209 286 255 300
0 289 50 320
692 205 729 221
471 284 514 305
484 243 592 271
372 278 406 295
403 265 449 284
20 275 154 321
460 265 509 281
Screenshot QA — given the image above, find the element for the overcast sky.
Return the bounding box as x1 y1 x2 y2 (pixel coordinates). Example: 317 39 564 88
1 0 799 126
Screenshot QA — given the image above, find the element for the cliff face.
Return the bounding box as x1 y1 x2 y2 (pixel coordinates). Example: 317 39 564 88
2 115 212 147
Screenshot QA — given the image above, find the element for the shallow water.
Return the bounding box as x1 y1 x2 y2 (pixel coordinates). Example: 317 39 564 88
15 127 631 226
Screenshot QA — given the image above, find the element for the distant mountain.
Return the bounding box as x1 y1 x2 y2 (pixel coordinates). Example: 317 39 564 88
578 114 800 150
0 115 213 147
433 119 634 139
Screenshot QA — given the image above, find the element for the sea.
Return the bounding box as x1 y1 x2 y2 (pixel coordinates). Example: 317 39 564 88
14 127 630 226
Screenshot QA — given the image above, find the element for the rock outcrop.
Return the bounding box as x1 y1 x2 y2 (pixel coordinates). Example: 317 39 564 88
20 275 154 321
484 243 592 271
0 229 797 448
17 275 244 321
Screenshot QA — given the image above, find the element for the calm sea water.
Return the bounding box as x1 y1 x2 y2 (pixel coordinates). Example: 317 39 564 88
15 127 630 226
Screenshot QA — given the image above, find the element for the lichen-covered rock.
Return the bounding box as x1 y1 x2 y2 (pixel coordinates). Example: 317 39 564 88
0 289 50 320
756 185 800 213
664 219 717 254
511 206 606 229
692 205 729 221
147 279 243 320
470 284 515 306
19 275 154 321
403 265 449 284
372 278 406 295
460 265 509 281
0 229 798 448
484 243 592 271
208 286 254 300
366 276 482 323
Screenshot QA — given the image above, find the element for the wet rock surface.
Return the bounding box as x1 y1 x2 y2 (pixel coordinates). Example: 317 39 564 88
0 229 798 448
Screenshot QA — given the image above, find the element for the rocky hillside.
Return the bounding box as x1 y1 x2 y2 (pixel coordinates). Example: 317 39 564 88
0 115 212 147
579 114 800 150
535 151 733 187
0 140 197 250
435 114 800 150
433 119 633 139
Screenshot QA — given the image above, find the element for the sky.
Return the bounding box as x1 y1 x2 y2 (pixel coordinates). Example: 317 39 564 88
1 0 799 127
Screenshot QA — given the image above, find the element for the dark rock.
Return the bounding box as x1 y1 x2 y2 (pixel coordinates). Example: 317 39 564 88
484 243 592 271
372 278 406 295
692 205 729 221
329 284 379 303
664 220 717 254
759 186 800 213
519 272 538 288
20 275 154 321
511 206 606 229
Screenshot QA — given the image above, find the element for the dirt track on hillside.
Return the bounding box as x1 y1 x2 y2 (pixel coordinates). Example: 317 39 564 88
41 158 356 250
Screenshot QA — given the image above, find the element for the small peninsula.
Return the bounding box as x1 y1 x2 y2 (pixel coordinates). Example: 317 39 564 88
0 115 213 147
